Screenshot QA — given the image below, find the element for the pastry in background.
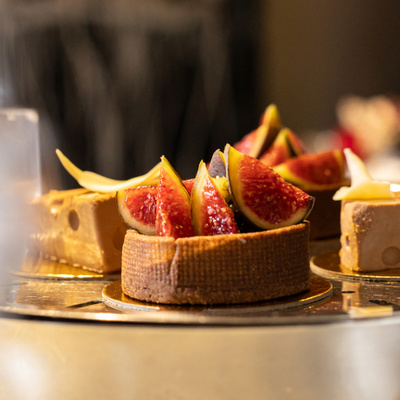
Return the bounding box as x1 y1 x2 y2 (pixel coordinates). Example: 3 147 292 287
234 104 348 240
28 189 128 274
334 148 400 272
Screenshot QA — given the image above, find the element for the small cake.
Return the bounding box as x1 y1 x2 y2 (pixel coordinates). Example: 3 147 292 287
334 148 398 272
122 222 311 305
339 199 400 271
119 146 315 305
28 188 128 273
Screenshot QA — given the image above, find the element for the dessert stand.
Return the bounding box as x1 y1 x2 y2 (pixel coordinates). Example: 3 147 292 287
1 253 334 325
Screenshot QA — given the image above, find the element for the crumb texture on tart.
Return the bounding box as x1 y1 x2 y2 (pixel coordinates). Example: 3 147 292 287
122 222 310 305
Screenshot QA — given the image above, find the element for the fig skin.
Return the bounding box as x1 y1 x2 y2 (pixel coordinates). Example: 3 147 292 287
191 161 238 236
273 150 345 187
155 156 194 239
224 144 315 230
208 149 226 178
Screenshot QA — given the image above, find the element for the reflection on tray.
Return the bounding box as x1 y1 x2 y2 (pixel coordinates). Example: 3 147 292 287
311 251 400 282
10 252 121 280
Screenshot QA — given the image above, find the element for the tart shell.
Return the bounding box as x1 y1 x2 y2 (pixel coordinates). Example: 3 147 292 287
121 221 311 305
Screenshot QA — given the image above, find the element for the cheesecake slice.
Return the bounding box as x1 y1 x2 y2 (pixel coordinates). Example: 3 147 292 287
340 199 400 271
28 189 128 273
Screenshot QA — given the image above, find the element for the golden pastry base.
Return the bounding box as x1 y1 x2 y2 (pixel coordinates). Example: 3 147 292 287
311 251 400 282
10 252 120 280
102 275 333 313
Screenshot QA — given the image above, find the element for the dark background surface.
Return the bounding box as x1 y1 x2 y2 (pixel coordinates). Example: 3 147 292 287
1 0 400 190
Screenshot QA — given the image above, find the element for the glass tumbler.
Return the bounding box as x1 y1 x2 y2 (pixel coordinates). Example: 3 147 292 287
0 108 41 281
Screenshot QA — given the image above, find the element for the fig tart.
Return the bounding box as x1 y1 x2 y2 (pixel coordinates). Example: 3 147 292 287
119 146 314 305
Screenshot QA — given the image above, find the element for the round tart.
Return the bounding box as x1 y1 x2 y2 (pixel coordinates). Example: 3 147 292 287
121 221 310 305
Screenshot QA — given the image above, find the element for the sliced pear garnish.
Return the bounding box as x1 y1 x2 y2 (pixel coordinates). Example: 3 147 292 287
56 149 161 193
333 148 394 200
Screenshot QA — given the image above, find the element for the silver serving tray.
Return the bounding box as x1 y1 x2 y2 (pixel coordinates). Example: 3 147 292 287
2 245 400 325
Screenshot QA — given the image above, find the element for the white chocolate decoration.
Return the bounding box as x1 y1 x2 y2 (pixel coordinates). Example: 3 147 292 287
333 148 394 201
56 149 160 193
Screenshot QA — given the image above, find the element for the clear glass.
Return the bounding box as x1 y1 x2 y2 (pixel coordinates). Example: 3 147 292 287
0 108 41 280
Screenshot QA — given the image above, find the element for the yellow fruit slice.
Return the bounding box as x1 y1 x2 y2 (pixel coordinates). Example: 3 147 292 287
56 149 161 192
333 148 394 200
212 175 230 202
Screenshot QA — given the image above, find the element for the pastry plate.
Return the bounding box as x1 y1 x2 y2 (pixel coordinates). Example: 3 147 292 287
4 271 400 324
0 274 337 325
102 275 333 314
311 251 400 282
9 252 120 281
4 238 400 324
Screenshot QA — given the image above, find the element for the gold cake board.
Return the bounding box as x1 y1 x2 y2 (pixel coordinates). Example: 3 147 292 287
10 252 120 280
102 275 333 313
311 251 400 282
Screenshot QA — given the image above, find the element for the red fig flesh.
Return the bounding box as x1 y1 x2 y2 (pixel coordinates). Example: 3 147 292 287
191 161 238 236
183 178 195 195
117 179 194 235
273 150 345 186
117 185 157 235
155 156 194 238
233 129 258 155
225 144 315 230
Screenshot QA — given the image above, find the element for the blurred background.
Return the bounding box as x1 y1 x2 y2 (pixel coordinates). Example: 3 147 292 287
1 0 400 191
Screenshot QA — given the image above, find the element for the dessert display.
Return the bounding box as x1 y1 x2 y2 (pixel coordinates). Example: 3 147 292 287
333 149 400 272
28 189 128 274
118 144 314 305
28 103 348 306
233 104 348 240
